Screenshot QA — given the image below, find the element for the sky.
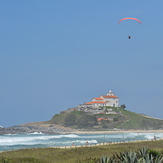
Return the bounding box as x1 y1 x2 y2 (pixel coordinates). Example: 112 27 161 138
0 1 163 127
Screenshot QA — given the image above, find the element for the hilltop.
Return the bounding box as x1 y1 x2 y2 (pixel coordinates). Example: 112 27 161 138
45 106 163 130
1 106 163 134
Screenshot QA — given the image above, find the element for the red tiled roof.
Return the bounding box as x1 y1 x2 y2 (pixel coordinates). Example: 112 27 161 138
84 101 106 105
102 95 118 98
94 98 103 100
84 102 92 105
97 118 108 121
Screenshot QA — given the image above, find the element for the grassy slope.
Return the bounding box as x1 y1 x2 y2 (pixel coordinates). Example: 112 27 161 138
117 109 163 129
46 108 163 130
1 140 163 163
47 111 86 125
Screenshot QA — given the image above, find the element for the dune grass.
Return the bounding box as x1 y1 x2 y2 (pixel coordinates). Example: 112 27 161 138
0 139 163 163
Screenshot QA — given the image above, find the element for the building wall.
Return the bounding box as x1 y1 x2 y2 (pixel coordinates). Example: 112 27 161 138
105 99 119 107
99 96 119 107
81 90 119 107
92 103 105 106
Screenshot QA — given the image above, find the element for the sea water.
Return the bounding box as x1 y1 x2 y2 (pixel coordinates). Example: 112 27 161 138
0 132 163 151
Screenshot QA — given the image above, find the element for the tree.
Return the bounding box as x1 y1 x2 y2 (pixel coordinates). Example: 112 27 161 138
121 104 126 110
64 113 77 127
113 117 118 122
101 120 108 128
76 116 89 128
76 114 97 128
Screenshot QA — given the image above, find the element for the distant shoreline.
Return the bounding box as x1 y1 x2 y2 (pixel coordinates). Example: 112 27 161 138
2 122 163 135
64 129 163 135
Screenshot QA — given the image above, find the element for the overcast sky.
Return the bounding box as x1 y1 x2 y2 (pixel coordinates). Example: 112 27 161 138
1 1 163 127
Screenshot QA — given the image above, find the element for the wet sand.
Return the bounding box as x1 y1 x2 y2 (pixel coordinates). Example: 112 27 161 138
64 129 163 135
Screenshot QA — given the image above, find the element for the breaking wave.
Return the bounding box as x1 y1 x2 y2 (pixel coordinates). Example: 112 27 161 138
0 132 163 151
0 134 80 146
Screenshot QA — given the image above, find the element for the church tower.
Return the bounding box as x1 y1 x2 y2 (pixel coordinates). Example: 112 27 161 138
107 90 114 96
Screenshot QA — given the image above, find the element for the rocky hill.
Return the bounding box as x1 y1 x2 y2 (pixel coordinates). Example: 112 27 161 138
1 106 163 134
0 122 77 135
46 106 163 130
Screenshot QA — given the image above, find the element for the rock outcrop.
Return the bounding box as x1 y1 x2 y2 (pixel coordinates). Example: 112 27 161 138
0 122 76 135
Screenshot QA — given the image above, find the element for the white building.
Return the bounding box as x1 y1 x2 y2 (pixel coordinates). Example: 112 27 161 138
82 90 119 107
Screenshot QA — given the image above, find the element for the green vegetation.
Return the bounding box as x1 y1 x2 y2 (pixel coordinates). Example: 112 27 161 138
46 107 163 130
96 147 163 163
1 140 163 163
48 111 86 125
64 113 77 127
47 111 97 129
120 104 126 110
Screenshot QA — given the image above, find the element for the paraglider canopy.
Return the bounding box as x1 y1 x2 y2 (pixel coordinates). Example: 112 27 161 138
118 17 141 24
118 17 141 39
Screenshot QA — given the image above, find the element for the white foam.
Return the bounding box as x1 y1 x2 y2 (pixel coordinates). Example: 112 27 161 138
0 133 163 147
73 139 97 144
63 134 79 138
56 139 98 145
142 133 163 140
0 134 80 146
4 134 18 136
29 132 44 135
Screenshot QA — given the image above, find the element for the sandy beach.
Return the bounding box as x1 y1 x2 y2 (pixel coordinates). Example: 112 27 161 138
65 129 163 134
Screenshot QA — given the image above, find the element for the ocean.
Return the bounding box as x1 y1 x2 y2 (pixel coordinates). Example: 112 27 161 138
0 132 163 152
